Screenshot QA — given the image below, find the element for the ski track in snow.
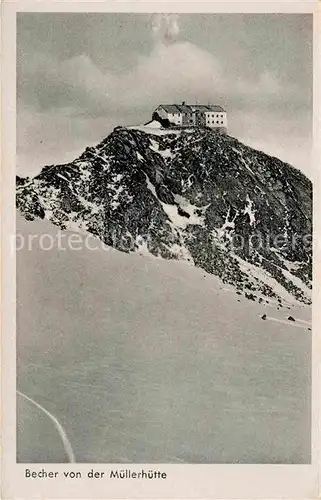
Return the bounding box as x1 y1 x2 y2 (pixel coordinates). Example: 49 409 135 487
17 390 76 463
263 316 311 329
293 318 311 326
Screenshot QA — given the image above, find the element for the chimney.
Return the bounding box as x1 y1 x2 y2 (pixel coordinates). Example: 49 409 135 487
182 101 186 105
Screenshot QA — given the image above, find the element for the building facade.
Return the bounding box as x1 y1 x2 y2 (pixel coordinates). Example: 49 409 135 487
154 102 227 131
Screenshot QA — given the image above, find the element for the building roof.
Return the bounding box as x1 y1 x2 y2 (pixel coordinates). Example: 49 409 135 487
158 104 181 114
206 105 226 112
158 103 226 114
189 104 226 112
189 105 206 111
174 104 193 114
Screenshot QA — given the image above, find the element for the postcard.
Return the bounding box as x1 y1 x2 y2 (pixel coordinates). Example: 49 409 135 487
1 0 320 498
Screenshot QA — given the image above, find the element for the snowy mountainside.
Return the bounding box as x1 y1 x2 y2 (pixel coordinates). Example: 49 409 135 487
17 215 311 463
16 125 312 304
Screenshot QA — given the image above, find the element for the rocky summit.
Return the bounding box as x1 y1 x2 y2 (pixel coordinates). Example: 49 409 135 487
16 125 312 304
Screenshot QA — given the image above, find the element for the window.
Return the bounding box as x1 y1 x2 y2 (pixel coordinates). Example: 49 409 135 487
216 121 219 124
221 121 223 124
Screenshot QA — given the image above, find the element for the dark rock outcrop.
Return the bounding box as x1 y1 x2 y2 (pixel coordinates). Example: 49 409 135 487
16 126 312 304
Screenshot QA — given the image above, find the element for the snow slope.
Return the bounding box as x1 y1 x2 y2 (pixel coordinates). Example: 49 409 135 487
16 215 311 464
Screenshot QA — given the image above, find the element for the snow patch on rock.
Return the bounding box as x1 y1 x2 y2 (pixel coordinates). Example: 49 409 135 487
243 195 256 226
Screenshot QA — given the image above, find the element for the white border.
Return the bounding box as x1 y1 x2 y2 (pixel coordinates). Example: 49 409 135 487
1 1 320 499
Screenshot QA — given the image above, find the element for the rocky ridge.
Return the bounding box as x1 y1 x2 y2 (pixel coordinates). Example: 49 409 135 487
16 125 312 304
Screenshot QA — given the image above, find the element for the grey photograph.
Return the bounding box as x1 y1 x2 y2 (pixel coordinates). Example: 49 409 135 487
16 13 312 464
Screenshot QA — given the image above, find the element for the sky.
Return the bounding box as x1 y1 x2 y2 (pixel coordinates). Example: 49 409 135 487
17 13 313 177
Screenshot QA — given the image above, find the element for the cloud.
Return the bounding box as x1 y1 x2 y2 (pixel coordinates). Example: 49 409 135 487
17 14 312 177
19 38 299 117
151 14 180 44
121 41 224 107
